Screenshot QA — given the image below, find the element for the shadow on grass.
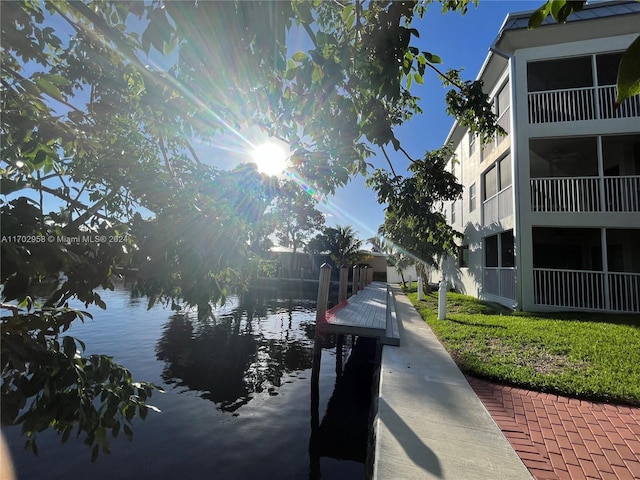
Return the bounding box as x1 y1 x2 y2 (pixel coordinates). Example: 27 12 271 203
512 310 640 327
447 318 507 329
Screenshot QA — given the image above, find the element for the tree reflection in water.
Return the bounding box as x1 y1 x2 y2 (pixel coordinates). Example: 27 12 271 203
155 295 315 412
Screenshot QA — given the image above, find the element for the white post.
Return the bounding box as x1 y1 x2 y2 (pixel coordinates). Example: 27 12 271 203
438 279 447 320
352 265 360 295
408 275 412 290
418 276 424 301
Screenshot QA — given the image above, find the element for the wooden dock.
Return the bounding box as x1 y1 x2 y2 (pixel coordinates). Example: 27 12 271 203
318 282 400 346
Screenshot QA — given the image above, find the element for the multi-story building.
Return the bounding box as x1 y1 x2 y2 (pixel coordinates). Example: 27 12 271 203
441 1 640 313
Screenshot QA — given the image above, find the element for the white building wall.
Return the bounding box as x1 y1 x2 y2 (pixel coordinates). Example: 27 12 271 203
512 33 640 311
442 21 640 312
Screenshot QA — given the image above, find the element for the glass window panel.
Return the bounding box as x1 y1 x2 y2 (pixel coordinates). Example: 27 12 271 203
484 165 498 200
485 235 498 267
527 56 593 92
469 183 476 212
601 134 640 176
497 82 510 116
501 230 515 267
529 137 598 177
596 52 623 86
500 154 512 190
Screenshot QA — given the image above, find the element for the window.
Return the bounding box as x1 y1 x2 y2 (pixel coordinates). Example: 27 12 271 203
497 82 510 118
501 231 515 267
485 230 514 268
469 133 477 156
527 56 592 92
469 183 477 212
500 154 512 189
483 154 511 200
483 164 498 200
458 245 469 268
485 235 498 267
596 52 624 86
529 137 598 177
451 201 456 224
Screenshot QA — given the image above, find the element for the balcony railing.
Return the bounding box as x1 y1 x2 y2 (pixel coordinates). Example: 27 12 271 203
533 268 640 313
483 267 516 300
530 176 640 213
599 85 640 119
483 184 513 225
528 85 640 124
604 176 640 212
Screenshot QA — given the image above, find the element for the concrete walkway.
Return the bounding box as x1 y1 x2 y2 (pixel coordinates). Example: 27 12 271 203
372 286 533 479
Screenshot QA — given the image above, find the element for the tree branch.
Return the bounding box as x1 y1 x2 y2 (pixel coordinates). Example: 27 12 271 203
398 145 418 165
184 138 203 166
424 62 465 90
159 138 181 187
380 145 398 178
36 184 113 224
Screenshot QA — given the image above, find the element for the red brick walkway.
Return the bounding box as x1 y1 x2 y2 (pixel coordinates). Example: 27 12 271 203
467 377 640 480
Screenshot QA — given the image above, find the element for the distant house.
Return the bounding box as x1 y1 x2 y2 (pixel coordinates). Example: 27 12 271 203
440 1 640 313
268 247 390 281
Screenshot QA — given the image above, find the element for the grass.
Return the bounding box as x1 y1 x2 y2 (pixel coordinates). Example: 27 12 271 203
405 288 640 406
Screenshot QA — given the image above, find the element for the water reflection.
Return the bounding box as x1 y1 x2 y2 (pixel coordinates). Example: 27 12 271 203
155 295 315 412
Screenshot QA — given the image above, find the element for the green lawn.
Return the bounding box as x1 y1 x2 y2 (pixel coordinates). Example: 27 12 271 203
405 288 640 406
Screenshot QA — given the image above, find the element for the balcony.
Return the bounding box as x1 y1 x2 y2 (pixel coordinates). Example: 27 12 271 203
533 268 640 313
528 85 640 124
530 175 640 213
483 184 513 225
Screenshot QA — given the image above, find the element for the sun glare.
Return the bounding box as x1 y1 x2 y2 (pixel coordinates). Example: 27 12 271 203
251 142 289 176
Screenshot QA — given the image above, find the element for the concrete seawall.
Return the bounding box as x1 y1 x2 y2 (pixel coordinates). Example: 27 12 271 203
369 286 533 479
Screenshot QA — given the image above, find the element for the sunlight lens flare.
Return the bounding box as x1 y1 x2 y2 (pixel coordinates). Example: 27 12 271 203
251 142 289 176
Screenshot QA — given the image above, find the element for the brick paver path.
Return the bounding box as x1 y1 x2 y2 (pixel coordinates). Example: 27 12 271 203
467 377 640 480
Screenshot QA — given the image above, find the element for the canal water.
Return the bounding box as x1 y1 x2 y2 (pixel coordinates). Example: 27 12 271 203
3 285 375 479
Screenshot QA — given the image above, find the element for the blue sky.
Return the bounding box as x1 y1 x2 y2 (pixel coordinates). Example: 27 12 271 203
318 0 541 244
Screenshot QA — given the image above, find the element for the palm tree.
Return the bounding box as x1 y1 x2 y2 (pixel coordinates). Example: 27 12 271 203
308 225 363 267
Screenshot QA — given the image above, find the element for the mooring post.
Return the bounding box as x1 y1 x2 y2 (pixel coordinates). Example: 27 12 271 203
352 265 360 295
311 264 332 451
338 264 348 304
360 266 366 290
418 276 424 301
315 263 332 324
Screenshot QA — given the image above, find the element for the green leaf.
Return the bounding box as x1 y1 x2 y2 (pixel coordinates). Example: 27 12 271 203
414 73 424 85
62 336 76 358
528 2 551 29
311 64 323 83
291 51 308 62
423 52 442 64
341 4 353 23
34 78 63 102
123 424 133 441
616 34 640 104
550 0 566 21
41 74 70 87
